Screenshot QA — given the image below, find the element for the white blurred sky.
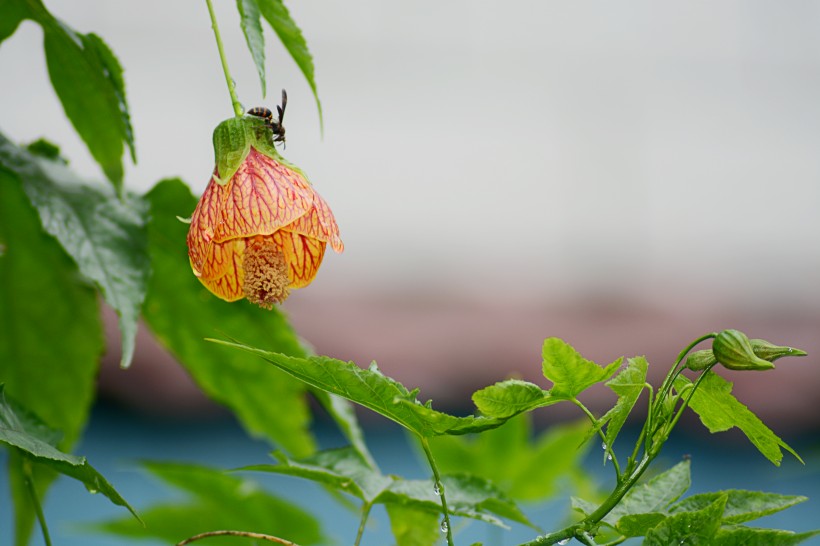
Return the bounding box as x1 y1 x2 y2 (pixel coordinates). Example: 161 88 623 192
2 1 820 309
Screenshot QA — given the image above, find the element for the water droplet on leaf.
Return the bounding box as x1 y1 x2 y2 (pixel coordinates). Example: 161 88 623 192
557 539 570 545
434 483 441 496
601 442 607 450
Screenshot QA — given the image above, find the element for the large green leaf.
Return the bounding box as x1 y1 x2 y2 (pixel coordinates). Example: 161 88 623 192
712 527 820 546
209 338 506 437
676 372 801 466
236 0 266 97
386 504 441 546
428 415 593 502
542 338 623 400
142 179 314 457
670 490 807 525
256 0 323 129
93 462 324 546
0 133 149 369
601 356 647 456
14 0 135 189
0 387 139 520
643 494 726 546
0 169 104 546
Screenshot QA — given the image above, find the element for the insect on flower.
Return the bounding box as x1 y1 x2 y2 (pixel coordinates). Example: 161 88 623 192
247 89 287 146
186 97 342 309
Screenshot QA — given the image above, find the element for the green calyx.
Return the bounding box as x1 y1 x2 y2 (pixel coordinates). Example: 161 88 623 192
713 329 774 371
749 338 807 362
685 349 718 371
211 114 284 185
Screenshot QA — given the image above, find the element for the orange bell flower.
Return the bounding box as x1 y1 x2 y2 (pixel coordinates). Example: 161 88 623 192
187 114 343 308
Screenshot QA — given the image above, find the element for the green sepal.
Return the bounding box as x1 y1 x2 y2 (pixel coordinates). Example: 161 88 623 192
750 339 807 362
212 115 292 184
685 349 717 371
713 330 774 371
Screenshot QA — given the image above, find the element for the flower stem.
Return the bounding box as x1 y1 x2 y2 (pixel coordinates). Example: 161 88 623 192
420 436 454 546
204 0 243 117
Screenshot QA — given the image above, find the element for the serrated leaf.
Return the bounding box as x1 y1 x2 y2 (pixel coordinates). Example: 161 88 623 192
142 179 314 457
30 5 134 189
386 504 441 546
615 512 667 537
471 379 554 419
0 387 139 521
0 132 149 369
676 372 801 466
242 447 391 502
256 0 323 129
671 490 807 525
208 339 506 437
0 169 104 545
602 356 648 456
643 494 726 546
542 338 623 399
603 460 690 526
381 474 536 530
92 461 324 545
237 0 266 96
713 526 820 546
429 415 593 502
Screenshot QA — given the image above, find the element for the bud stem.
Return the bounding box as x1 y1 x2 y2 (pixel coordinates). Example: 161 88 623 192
205 0 244 117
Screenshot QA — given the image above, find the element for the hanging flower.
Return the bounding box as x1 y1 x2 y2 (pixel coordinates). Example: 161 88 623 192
186 114 343 308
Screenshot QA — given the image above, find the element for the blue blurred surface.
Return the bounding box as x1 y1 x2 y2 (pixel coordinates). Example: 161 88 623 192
2 405 819 546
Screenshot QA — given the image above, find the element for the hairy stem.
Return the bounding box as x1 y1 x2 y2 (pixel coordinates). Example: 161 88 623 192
204 0 244 117
420 436 454 546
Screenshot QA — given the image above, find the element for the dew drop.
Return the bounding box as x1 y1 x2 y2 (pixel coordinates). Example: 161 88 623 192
601 442 607 451
557 539 570 545
87 488 98 494
607 453 613 461
434 483 441 496
440 519 449 533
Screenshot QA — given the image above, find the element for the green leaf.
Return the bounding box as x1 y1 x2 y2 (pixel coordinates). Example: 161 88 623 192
602 356 648 455
0 387 139 520
542 338 623 399
93 461 324 545
381 475 536 530
0 169 104 545
237 0 266 97
0 0 27 42
256 0 323 129
142 179 315 457
428 415 593 502
603 460 690 526
713 527 820 546
615 512 667 537
471 379 554 419
643 494 727 546
671 490 808 525
243 447 391 502
386 504 441 546
208 339 506 437
28 2 134 189
0 132 149 369
676 372 802 466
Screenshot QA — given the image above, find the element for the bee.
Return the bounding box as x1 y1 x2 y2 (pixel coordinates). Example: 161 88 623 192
247 89 287 147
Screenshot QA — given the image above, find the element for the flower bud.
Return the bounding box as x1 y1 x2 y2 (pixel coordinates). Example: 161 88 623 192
713 329 774 371
685 349 717 371
750 338 807 362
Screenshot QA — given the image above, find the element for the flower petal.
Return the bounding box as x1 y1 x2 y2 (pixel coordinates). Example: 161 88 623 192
277 230 327 288
187 169 224 274
214 148 314 242
284 191 344 253
197 237 246 302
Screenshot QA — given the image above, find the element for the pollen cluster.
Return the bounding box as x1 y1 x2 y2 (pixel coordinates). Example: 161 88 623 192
242 238 290 309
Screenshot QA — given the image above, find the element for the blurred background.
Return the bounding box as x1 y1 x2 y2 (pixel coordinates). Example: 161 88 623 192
2 1 820 543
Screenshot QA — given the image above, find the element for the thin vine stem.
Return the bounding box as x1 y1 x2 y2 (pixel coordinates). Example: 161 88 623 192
571 398 622 480
22 458 52 546
204 0 244 117
420 436 454 546
176 530 299 545
353 502 372 546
